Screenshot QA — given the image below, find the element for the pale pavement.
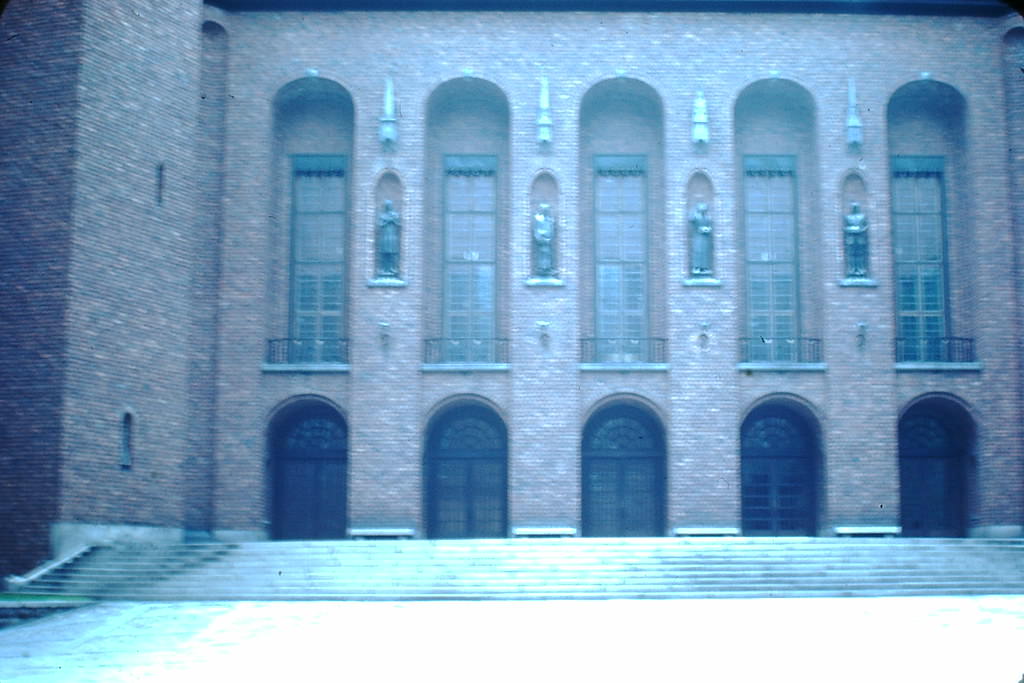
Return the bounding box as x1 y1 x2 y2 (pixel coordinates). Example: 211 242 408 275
1 597 1022 682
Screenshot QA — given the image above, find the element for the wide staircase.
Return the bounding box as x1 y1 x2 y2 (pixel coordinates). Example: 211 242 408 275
9 537 1024 601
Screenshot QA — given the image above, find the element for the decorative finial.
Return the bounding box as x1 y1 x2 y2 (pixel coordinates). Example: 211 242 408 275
692 90 709 146
920 71 931 80
846 77 863 150
537 76 552 146
305 68 319 78
379 77 397 150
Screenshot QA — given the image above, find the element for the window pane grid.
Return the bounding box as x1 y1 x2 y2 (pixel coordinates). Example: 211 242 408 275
443 159 497 353
291 156 346 346
892 165 947 349
594 157 648 354
744 160 798 351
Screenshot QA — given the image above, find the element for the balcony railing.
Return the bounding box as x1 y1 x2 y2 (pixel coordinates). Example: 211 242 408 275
580 338 668 364
266 338 349 365
739 337 823 363
895 337 975 363
424 338 509 364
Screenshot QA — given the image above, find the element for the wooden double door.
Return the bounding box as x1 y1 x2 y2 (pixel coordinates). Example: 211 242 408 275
271 405 348 540
582 405 665 537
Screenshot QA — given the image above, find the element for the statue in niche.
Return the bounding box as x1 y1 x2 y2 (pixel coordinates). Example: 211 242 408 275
844 201 869 278
376 200 401 278
690 202 714 276
533 203 557 277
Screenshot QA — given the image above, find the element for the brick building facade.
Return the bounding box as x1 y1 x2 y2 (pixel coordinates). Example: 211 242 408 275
2 0 1022 576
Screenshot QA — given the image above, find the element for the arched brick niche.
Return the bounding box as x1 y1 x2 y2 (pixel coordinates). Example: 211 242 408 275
423 78 510 360
734 79 821 361
578 78 666 363
269 78 354 348
887 80 972 354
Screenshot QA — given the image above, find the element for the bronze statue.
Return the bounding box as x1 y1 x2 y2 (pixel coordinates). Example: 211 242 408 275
844 201 869 278
377 200 401 277
690 202 713 276
533 203 556 277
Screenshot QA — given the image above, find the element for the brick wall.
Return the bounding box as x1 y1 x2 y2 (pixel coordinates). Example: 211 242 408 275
204 9 1022 537
57 0 203 533
0 0 84 575
3 5 1023 564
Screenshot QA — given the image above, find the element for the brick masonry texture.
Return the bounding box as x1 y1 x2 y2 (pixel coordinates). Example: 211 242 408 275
1 1 1023 573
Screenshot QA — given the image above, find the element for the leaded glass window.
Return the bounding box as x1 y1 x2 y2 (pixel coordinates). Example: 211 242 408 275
892 156 948 361
594 156 647 362
744 156 798 362
443 155 497 362
291 156 346 363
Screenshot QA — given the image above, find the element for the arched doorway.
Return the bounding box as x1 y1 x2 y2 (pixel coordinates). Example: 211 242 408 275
269 401 347 539
741 402 819 536
425 403 508 538
582 403 665 537
899 398 971 537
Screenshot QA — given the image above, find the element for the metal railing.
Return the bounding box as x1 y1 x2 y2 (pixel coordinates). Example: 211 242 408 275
266 338 350 365
423 338 510 364
895 337 975 363
739 337 823 363
580 338 668 364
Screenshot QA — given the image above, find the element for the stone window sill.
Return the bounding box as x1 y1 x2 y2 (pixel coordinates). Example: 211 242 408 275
262 363 350 374
683 277 722 287
839 277 878 287
367 278 407 288
421 363 510 373
525 277 565 287
894 362 983 372
737 362 828 372
579 363 670 372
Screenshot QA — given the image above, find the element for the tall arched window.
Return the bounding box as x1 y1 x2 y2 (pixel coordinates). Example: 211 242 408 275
424 79 509 364
579 79 665 364
888 80 971 363
270 78 353 365
735 80 821 363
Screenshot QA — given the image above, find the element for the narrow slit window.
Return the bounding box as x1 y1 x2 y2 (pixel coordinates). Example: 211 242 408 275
120 413 133 469
156 163 165 205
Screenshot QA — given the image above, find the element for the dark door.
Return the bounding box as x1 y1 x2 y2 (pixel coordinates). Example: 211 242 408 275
899 413 965 537
272 407 347 539
741 408 817 536
582 406 665 537
427 406 507 538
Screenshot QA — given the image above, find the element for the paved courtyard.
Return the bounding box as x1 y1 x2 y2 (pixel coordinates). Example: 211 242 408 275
0 596 1022 682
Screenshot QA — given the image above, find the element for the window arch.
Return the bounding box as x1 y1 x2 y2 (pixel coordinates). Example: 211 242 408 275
424 78 510 364
887 80 971 362
735 79 821 363
271 77 354 365
579 78 665 363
